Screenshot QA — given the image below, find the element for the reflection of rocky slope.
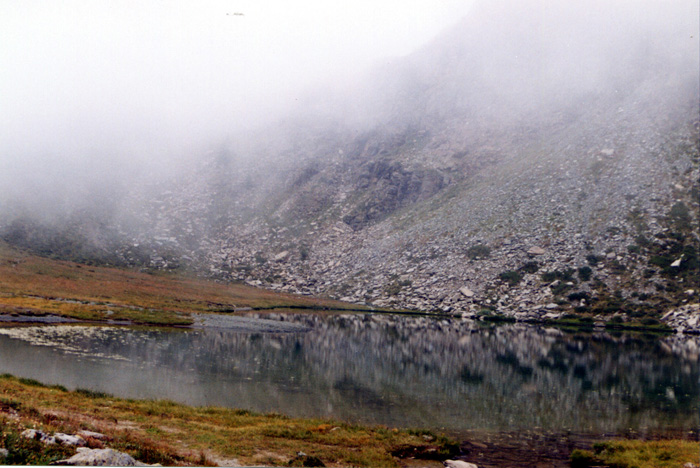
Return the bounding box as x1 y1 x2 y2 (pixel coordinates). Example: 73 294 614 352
2 2 698 328
0 316 697 433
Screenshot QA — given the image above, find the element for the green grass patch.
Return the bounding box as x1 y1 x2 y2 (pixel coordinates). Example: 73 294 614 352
571 439 700 468
604 321 673 334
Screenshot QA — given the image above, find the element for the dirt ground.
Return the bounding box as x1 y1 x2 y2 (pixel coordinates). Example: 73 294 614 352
444 429 699 468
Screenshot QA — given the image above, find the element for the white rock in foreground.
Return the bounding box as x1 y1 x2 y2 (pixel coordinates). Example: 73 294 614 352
444 460 479 468
51 448 147 466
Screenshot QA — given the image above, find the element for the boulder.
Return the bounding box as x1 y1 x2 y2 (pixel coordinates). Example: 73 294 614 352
444 460 479 468
77 430 108 441
274 251 290 261
51 448 145 466
54 433 86 447
459 287 475 298
21 429 55 444
527 246 545 255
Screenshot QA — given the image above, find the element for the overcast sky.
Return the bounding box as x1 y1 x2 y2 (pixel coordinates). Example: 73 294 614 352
0 0 475 182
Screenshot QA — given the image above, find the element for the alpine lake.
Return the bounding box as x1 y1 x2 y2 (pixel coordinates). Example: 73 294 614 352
0 312 697 445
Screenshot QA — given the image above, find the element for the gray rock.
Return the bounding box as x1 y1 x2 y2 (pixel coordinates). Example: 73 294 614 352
54 433 86 447
77 430 108 441
274 251 290 261
21 429 55 444
0 448 9 458
51 448 145 466
444 460 479 468
459 287 475 298
527 246 546 255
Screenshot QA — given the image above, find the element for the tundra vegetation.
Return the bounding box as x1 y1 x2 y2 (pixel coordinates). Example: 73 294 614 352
0 241 367 327
0 375 457 467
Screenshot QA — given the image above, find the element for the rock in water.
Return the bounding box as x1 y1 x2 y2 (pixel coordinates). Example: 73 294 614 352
444 460 478 468
51 448 145 466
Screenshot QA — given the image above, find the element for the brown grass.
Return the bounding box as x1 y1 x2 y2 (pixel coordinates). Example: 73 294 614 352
0 375 453 467
0 241 364 325
571 439 700 468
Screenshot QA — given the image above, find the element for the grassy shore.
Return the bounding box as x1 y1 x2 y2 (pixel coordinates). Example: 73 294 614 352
0 242 367 326
0 375 457 467
571 439 700 468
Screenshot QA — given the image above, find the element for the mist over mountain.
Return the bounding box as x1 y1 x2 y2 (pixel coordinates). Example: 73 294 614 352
2 1 698 328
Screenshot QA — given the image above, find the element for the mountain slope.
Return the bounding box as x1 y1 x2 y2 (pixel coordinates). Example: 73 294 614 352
2 1 699 330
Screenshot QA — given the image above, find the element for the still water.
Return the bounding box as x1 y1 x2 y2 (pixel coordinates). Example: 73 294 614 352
0 313 697 435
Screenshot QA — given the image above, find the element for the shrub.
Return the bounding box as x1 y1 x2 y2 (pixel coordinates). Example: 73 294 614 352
384 282 402 296
578 266 592 281
551 282 572 296
466 245 491 259
75 388 111 399
519 261 540 274
610 260 627 273
586 254 601 266
635 235 651 247
499 270 522 286
541 268 576 283
669 201 691 230
299 245 309 261
567 291 590 302
570 449 599 468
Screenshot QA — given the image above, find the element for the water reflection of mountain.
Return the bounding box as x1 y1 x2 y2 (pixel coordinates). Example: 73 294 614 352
0 315 697 433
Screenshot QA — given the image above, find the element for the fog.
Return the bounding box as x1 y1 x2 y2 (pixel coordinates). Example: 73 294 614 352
1 0 698 223
0 0 474 215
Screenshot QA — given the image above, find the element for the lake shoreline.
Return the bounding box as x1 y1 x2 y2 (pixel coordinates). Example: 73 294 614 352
0 374 697 467
0 307 692 336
